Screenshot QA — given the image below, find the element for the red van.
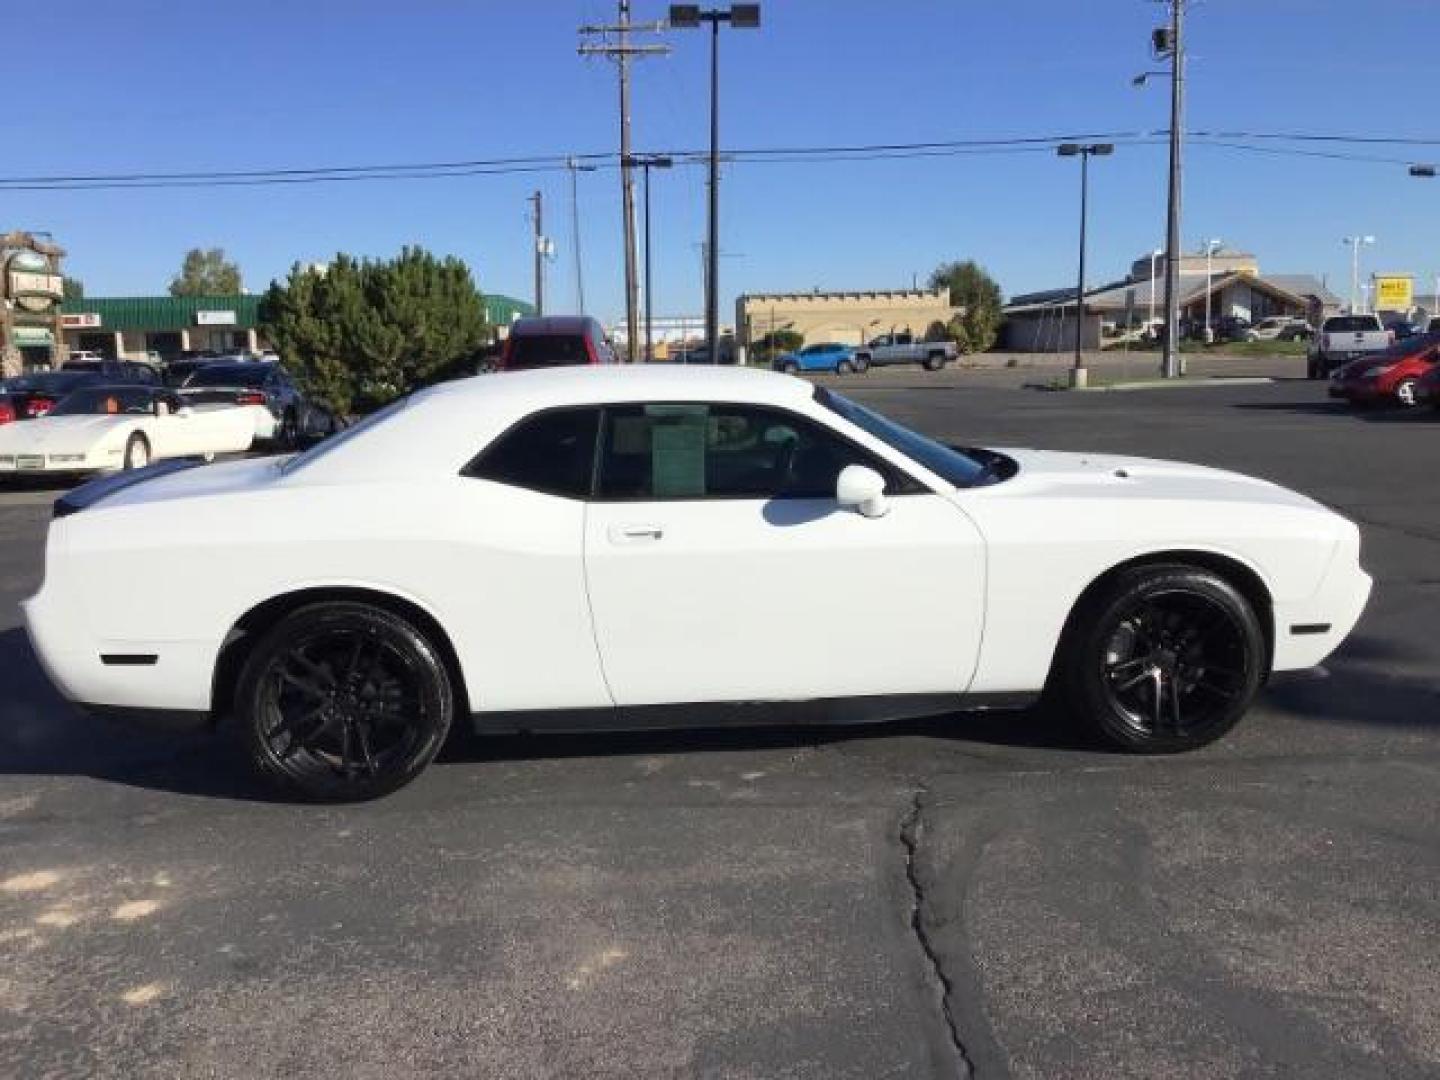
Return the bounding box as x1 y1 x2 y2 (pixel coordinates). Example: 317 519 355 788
497 317 617 371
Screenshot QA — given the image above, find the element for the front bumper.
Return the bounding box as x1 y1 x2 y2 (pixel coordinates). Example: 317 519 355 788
1270 525 1372 672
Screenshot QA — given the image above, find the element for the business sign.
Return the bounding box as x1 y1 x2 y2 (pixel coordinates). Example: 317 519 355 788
1373 275 1413 312
5 250 64 313
61 312 102 329
195 310 237 325
11 326 55 346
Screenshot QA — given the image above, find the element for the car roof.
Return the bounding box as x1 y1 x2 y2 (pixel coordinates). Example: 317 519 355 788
286 365 815 484
421 362 809 408
507 316 601 336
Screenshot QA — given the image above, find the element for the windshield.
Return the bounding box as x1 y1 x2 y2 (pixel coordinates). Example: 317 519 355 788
814 387 993 487
185 364 270 388
1325 316 1381 333
280 396 405 474
49 387 155 417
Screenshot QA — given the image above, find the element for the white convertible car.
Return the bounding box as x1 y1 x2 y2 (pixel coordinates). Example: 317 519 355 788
23 367 1371 800
0 385 266 476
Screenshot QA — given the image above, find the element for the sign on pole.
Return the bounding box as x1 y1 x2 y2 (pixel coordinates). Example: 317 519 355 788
1373 274 1414 313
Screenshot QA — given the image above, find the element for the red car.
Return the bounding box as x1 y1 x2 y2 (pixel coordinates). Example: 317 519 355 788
1328 332 1440 407
1417 360 1440 410
497 316 617 371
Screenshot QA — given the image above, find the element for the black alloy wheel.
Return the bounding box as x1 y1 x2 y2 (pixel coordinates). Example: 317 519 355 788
1060 565 1264 753
237 603 453 800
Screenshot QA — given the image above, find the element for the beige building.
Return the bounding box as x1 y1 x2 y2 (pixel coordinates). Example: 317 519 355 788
736 288 956 348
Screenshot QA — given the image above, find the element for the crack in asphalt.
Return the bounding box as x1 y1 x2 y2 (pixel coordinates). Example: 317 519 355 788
900 786 975 1079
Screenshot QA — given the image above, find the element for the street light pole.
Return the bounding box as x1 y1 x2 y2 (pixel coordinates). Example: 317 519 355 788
1202 238 1222 344
1148 247 1162 337
1057 142 1114 388
1343 235 1376 314
624 154 674 361
670 4 760 362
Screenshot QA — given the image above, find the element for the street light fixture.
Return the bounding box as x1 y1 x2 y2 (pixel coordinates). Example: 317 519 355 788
1056 142 1114 387
669 3 761 362
1342 235 1377 314
1202 238 1223 344
623 154 674 361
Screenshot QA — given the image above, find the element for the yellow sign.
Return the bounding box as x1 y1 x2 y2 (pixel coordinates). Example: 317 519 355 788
1374 275 1413 312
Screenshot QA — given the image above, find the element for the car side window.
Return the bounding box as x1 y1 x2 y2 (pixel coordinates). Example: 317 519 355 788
465 407 600 499
596 403 911 501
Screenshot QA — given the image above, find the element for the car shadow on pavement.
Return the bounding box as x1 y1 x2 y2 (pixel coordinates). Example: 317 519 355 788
1233 401 1440 423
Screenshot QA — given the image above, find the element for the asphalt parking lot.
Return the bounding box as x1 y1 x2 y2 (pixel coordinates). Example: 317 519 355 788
1 376 1437 1079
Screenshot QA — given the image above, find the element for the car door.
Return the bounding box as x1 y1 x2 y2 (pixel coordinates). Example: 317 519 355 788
583 401 986 707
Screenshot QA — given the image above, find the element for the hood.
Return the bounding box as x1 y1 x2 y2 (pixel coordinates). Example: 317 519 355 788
91 455 286 511
978 447 1326 514
0 414 126 453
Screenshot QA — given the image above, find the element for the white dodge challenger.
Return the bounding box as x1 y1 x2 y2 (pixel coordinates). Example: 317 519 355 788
0 384 266 475
23 366 1371 800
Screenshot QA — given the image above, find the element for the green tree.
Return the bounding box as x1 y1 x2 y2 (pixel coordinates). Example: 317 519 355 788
260 247 489 414
928 260 1004 354
751 328 804 363
169 247 243 296
62 276 84 301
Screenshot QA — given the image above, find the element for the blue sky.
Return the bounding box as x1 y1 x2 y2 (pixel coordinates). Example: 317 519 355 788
11 0 1440 321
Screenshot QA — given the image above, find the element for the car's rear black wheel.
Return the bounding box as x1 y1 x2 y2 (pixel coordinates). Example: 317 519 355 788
236 602 453 800
1058 565 1265 753
923 353 946 371
781 361 800 375
836 359 854 375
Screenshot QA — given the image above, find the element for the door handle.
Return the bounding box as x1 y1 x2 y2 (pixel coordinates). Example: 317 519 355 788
609 523 665 543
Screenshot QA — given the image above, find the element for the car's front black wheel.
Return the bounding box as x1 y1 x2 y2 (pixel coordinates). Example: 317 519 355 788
1058 565 1265 753
236 602 454 800
923 352 946 371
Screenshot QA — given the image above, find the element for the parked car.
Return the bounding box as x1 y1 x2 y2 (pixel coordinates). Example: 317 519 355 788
178 361 304 445
852 333 956 372
0 370 108 420
497 316 617 371
0 384 266 477
24 366 1370 801
1307 314 1394 378
773 343 857 375
1250 316 1311 341
1384 319 1420 340
1327 332 1440 407
1212 316 1256 343
60 359 161 385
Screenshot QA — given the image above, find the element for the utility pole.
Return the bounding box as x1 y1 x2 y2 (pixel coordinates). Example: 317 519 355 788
1160 0 1185 379
529 190 545 316
566 158 597 314
579 4 670 362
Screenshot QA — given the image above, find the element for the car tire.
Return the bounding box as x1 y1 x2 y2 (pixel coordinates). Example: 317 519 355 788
1395 378 1419 407
235 602 454 801
837 359 855 375
122 433 151 471
853 355 870 373
923 353 946 372
1056 564 1265 754
277 409 299 449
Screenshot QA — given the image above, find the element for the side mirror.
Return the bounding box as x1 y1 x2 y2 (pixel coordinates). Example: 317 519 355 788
836 465 889 518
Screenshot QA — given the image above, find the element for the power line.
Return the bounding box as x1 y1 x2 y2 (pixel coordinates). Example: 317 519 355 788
3 130 1438 191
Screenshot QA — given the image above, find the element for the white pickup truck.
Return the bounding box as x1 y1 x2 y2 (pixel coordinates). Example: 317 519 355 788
1308 315 1394 378
852 333 957 372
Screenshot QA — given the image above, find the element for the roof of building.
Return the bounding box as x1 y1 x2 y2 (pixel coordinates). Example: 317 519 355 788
739 288 949 303
60 292 535 331
1005 271 1336 316
60 294 262 331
